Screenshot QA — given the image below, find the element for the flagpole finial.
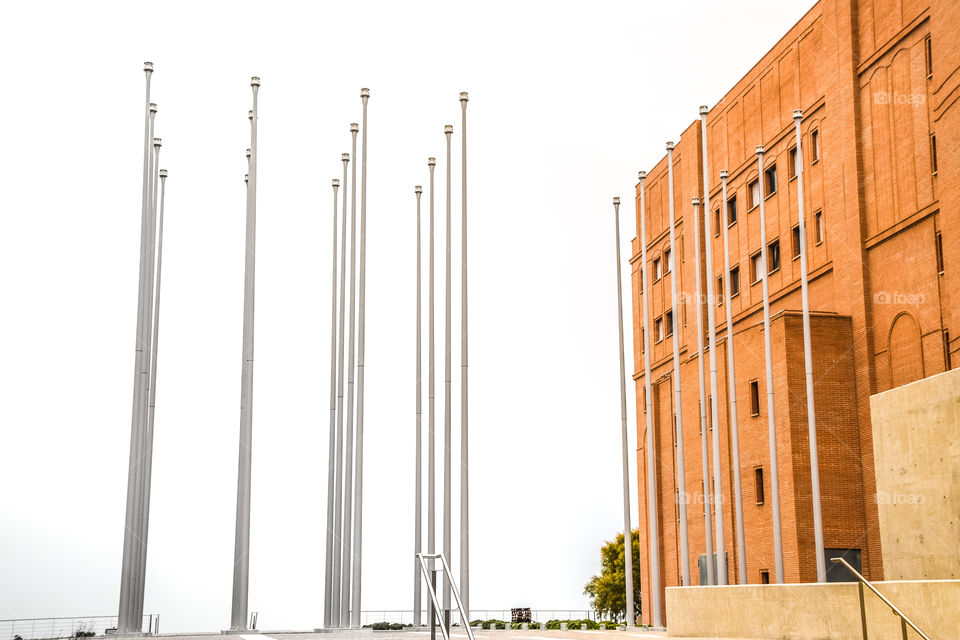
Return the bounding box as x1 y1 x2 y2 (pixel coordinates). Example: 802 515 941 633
415 185 423 194
342 153 350 162
251 77 261 87
428 157 436 167
666 141 675 151
692 197 700 206
360 88 370 98
756 144 765 155
333 178 340 188
150 103 157 113
638 170 647 182
793 109 803 120
613 197 620 206
153 137 162 148
159 169 167 178
351 123 359 133
460 92 469 102
444 125 453 134
720 169 729 179
699 105 709 115
144 62 154 72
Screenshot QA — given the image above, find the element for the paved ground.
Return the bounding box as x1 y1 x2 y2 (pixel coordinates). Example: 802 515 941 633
142 628 768 640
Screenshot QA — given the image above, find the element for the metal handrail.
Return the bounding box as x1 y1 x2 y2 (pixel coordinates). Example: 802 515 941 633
830 557 931 640
416 553 476 640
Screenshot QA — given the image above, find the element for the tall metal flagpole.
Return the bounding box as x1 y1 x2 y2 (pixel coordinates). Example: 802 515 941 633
755 145 784 584
719 170 747 583
638 173 662 627
132 135 161 626
699 106 727 585
427 157 437 638
341 122 360 627
231 76 259 631
351 88 370 629
793 109 826 582
332 153 351 627
442 123 453 633
690 196 715 586
612 198 635 627
666 142 691 586
325 178 341 627
458 91 470 623
414 185 424 627
119 62 152 631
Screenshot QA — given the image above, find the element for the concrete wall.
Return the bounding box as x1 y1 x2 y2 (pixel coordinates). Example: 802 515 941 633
870 367 960 580
666 580 960 639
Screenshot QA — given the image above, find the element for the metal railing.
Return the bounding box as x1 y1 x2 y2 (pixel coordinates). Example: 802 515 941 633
830 557 931 640
0 615 158 640
358 610 596 627
416 553 476 640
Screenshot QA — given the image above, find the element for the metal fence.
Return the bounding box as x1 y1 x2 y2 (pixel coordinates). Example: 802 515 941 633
358 610 596 626
0 615 159 640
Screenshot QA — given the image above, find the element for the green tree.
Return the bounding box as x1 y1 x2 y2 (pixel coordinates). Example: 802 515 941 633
583 529 641 622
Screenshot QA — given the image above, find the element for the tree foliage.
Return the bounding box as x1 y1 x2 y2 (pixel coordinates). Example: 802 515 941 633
583 529 641 623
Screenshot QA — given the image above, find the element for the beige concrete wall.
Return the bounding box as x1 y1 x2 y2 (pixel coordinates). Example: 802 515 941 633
666 580 960 639
870 367 960 580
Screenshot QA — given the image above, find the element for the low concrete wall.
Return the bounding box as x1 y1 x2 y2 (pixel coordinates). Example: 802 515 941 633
666 580 960 639
870 367 960 580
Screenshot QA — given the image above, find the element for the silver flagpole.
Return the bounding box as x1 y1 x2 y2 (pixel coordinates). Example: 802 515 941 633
351 87 370 629
638 172 662 628
325 178 341 627
689 196 715 586
719 170 747 583
793 109 826 582
427 156 437 639
414 185 424 627
118 69 153 630
442 123 453 633
666 142 691 586
332 153 351 627
755 145 784 584
341 122 360 627
612 198 635 627
231 76 259 631
133 135 161 626
699 106 727 585
458 91 470 623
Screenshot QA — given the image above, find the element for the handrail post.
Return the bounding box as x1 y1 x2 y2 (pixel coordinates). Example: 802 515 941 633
858 582 868 640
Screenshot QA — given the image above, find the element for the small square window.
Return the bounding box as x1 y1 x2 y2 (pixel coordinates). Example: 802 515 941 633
754 466 765 505
655 317 663 342
748 179 761 209
815 210 824 244
811 129 820 162
749 380 760 416
730 266 740 297
760 570 770 584
665 310 674 337
727 196 738 225
764 164 777 197
716 276 724 306
791 225 801 259
767 240 781 273
750 252 762 284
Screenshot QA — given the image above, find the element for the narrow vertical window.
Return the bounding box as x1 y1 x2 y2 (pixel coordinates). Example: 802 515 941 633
925 35 933 79
792 225 801 259
931 133 938 175
654 257 662 280
655 317 663 342
764 164 778 196
754 467 765 505
936 231 944 273
727 195 738 224
748 179 761 209
730 265 741 296
665 310 674 337
714 208 721 237
716 275 724 306
815 210 824 244
767 240 780 273
749 380 760 416
664 248 672 273
811 129 820 162
750 252 762 283
788 147 798 180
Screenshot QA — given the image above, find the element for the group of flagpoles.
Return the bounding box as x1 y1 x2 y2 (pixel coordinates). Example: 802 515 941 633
627 105 825 618
118 61 168 635
414 93 470 634
323 90 372 628
611 198 636 628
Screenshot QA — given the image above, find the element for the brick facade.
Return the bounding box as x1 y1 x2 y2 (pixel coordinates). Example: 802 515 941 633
629 0 959 625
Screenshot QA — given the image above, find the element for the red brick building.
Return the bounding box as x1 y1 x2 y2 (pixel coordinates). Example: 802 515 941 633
630 0 960 625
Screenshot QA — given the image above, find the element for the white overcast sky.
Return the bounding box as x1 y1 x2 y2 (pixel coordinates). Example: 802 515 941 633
0 0 812 632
